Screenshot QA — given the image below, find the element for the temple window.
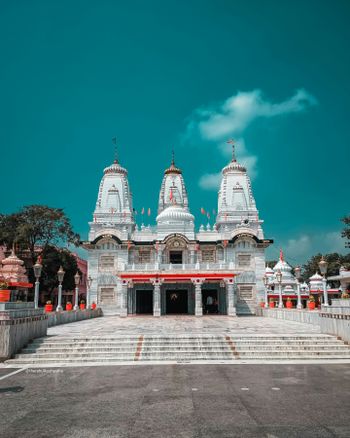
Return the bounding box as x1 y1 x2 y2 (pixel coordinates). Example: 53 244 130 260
139 249 151 263
238 285 253 300
99 287 115 304
100 255 115 270
201 249 216 263
237 254 251 267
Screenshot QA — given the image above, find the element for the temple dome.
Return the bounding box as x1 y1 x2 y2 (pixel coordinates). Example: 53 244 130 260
309 272 323 281
309 272 323 291
156 205 194 223
103 159 127 175
0 249 28 283
265 266 274 276
273 259 292 274
222 158 246 174
164 157 182 175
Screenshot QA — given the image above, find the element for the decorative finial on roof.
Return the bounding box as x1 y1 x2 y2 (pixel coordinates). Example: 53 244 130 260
112 137 118 163
226 138 236 162
164 149 182 175
279 248 284 262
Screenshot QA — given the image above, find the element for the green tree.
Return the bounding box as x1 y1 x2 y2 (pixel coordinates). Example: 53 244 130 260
266 260 277 269
302 253 350 282
341 215 350 248
0 205 80 264
39 246 80 304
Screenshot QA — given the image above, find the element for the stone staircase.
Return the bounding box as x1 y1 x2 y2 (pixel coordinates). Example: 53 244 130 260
5 333 350 365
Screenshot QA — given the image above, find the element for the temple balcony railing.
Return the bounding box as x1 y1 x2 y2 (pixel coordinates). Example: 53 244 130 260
119 262 235 272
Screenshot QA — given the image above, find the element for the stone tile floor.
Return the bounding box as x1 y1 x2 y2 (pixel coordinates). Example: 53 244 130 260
48 315 321 337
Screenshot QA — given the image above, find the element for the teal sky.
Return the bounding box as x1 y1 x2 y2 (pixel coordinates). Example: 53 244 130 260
1 0 349 263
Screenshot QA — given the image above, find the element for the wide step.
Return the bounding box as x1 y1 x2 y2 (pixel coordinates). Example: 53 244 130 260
5 333 350 365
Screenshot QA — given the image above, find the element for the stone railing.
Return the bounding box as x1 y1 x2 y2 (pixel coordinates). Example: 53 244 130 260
122 262 235 272
258 304 350 343
47 308 103 327
0 303 104 361
0 302 48 361
257 307 321 326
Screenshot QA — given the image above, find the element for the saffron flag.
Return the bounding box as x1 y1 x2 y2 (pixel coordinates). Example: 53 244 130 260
201 207 205 215
280 249 284 262
148 208 151 216
169 189 173 202
141 207 145 215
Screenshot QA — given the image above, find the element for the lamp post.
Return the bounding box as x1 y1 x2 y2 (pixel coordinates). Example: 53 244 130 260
294 266 302 310
73 271 80 311
56 266 65 312
33 258 43 309
276 269 283 308
263 274 269 308
319 256 329 306
86 276 93 309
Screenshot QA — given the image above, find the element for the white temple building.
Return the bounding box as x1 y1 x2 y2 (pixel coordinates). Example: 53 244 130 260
83 149 273 316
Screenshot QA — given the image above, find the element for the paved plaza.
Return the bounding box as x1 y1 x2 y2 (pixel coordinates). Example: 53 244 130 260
1 317 350 437
47 315 322 337
1 363 350 437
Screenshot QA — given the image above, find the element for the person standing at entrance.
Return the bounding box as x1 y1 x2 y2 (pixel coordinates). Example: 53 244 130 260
206 295 213 314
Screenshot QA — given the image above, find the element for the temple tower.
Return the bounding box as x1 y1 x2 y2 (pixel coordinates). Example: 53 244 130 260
216 145 262 238
89 155 135 242
156 154 195 240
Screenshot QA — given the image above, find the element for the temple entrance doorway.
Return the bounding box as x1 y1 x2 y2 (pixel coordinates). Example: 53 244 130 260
202 289 219 314
166 290 188 314
169 251 183 264
136 290 153 314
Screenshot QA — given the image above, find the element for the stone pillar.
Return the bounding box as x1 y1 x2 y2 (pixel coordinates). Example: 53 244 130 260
157 248 163 264
225 279 236 316
192 279 204 316
120 281 128 317
151 279 162 317
190 250 195 265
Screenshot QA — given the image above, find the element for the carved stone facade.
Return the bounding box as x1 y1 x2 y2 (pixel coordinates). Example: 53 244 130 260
83 150 272 316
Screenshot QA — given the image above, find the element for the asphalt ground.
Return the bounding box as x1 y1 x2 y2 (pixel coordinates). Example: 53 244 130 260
0 364 350 438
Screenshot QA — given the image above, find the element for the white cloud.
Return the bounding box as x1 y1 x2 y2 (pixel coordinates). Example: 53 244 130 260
183 89 317 190
273 231 348 264
193 89 317 141
198 172 222 190
284 235 312 260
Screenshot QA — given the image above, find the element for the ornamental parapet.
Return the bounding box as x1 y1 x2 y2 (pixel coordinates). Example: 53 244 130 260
122 262 235 273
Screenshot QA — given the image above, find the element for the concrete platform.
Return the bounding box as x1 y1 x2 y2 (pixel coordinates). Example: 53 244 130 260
47 315 322 336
